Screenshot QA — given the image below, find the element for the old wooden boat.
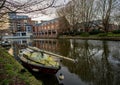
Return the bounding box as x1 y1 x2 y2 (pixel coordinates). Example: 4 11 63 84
18 47 61 74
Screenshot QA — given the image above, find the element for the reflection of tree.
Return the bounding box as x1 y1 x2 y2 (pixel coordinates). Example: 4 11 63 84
59 39 120 85
60 40 101 82
102 41 112 84
32 73 59 85
94 41 113 85
109 42 120 62
12 39 120 85
58 39 71 57
11 39 120 85
73 40 99 82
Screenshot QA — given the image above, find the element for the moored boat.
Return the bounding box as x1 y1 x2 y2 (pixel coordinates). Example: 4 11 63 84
18 47 61 74
1 40 11 47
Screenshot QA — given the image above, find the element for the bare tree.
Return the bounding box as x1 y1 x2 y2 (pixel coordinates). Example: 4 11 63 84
0 0 6 9
57 0 120 33
0 0 9 30
57 1 76 31
114 15 120 29
57 0 96 32
0 14 9 29
76 0 96 32
6 0 56 12
57 0 79 31
96 0 120 32
0 0 59 30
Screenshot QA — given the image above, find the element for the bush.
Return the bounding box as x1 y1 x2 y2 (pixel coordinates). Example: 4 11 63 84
112 30 120 34
80 32 89 37
69 30 80 36
89 29 104 35
98 33 107 37
75 31 83 35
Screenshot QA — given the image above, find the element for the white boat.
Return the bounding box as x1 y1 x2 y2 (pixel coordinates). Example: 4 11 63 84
1 40 11 47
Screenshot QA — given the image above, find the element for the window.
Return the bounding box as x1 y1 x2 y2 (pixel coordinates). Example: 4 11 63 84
16 33 21 36
48 26 50 29
48 30 51 34
45 32 47 35
22 32 26 36
24 20 27 23
52 31 56 34
26 26 32 32
22 40 27 44
17 26 21 31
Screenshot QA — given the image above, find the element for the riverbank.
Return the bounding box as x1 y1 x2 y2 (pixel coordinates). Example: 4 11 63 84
59 36 120 41
58 32 120 41
0 46 42 85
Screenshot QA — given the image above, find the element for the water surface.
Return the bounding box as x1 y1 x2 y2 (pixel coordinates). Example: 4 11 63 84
9 39 120 85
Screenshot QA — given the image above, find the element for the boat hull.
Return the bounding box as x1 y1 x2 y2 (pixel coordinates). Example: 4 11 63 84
19 57 60 74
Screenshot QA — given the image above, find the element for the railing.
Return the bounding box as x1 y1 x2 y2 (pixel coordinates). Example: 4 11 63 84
2 35 31 39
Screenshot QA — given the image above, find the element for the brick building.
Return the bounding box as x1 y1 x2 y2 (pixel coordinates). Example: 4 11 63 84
33 17 70 38
8 12 37 38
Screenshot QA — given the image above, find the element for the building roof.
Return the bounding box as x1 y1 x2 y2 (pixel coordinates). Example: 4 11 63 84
35 23 42 26
35 17 60 26
9 15 29 19
8 12 29 19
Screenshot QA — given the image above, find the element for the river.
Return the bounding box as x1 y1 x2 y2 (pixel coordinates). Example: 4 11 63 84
8 39 120 85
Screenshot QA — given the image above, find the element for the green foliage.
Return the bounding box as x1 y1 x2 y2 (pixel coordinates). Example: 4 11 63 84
75 31 83 35
107 32 120 37
0 46 42 85
0 79 11 85
80 32 89 37
89 29 104 35
98 33 107 37
107 32 114 36
112 30 120 34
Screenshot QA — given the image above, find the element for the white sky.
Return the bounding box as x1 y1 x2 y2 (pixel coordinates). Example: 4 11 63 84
31 0 69 21
32 14 56 21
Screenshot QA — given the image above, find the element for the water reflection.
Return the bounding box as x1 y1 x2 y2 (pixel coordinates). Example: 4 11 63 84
9 39 120 85
33 39 59 53
31 72 60 85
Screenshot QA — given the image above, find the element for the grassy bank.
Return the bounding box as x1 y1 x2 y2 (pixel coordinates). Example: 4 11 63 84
0 46 42 85
59 33 120 41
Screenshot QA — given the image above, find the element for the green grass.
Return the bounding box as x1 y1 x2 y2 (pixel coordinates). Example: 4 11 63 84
107 32 120 37
0 47 42 85
78 32 120 37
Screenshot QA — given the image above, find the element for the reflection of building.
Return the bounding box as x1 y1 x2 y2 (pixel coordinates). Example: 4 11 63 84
12 39 32 45
12 39 33 49
33 39 59 52
8 12 37 38
33 17 70 38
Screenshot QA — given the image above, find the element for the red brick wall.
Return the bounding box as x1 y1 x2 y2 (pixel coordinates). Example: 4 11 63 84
34 17 70 38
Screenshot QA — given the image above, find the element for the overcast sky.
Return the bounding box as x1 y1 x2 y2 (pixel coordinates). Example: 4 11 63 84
31 0 69 21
